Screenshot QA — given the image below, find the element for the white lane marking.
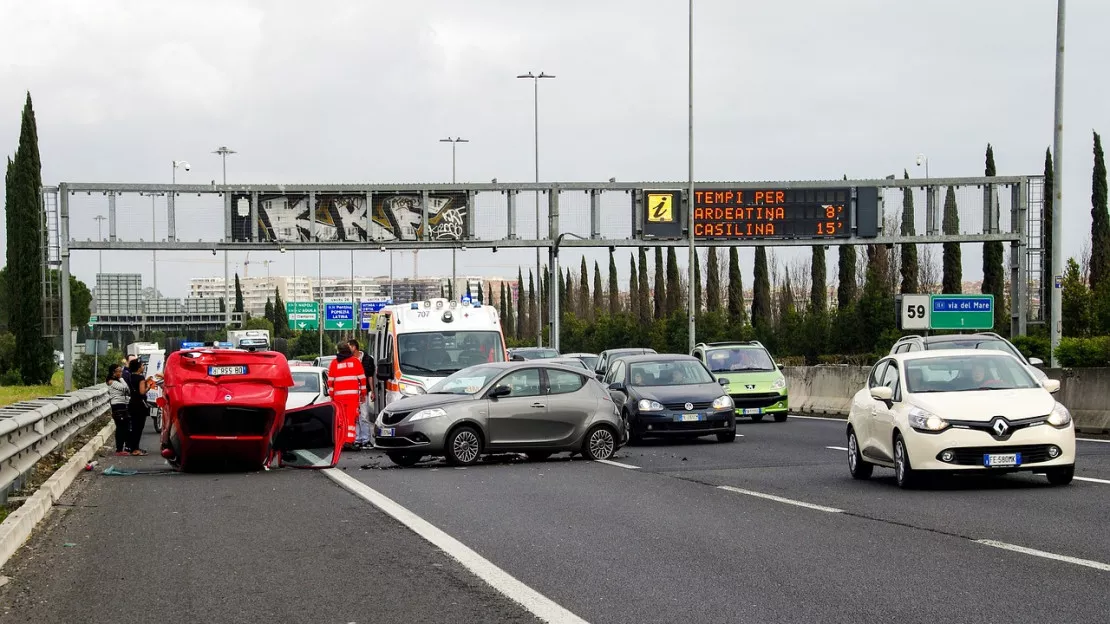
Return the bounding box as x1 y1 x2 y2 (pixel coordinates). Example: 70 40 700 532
1077 437 1110 444
1075 476 1110 485
717 485 844 513
595 459 640 470
974 539 1110 572
788 415 845 422
826 446 849 451
324 469 590 624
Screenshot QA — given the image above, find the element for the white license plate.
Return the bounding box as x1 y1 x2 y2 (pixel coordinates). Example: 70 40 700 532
680 414 701 422
743 408 761 415
378 427 395 437
208 365 246 376
985 452 1020 467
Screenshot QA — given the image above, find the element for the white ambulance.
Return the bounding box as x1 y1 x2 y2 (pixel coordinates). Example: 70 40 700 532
370 298 507 412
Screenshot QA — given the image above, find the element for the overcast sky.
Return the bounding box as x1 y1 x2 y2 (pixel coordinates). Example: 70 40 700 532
1 0 1108 298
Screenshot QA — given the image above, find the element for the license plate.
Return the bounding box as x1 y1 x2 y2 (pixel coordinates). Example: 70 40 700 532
985 452 1021 467
679 414 701 422
378 427 395 437
742 408 761 415
208 365 246 376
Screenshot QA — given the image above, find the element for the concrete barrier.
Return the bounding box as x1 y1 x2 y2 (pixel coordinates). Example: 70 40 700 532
785 365 1110 434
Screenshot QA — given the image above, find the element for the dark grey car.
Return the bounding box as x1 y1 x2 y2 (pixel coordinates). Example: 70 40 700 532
372 361 626 467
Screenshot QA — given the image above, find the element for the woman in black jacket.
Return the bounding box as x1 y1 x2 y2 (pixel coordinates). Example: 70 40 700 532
125 358 151 456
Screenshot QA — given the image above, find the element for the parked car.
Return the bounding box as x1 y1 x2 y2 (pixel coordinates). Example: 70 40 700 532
287 366 329 409
313 355 336 370
561 352 599 372
594 347 657 381
508 347 560 361
604 354 735 443
549 357 593 371
890 332 1047 381
846 349 1074 488
372 361 625 467
692 341 788 422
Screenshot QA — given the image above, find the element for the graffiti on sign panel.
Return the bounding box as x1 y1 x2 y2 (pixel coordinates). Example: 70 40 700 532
370 192 467 241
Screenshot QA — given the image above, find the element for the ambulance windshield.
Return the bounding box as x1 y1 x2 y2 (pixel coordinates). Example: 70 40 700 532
397 331 505 376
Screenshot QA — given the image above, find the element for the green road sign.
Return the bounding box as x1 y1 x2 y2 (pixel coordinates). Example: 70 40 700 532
929 294 994 330
286 301 320 331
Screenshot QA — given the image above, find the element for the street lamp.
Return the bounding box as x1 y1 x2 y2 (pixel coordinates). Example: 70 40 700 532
440 137 469 298
517 71 556 347
1050 0 1066 366
915 153 929 179
212 147 235 325
686 0 696 352
550 232 586 352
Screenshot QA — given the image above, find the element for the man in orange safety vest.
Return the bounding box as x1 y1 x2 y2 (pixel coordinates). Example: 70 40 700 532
327 343 366 449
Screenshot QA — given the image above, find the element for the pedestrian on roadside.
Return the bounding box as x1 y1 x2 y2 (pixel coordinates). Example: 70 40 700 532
348 339 375 450
327 343 366 452
125 358 151 456
105 364 131 456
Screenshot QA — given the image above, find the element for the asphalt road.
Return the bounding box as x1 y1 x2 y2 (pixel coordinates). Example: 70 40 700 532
3 418 1108 624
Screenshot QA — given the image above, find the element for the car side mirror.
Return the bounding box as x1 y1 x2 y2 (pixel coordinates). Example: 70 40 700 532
1029 357 1045 368
510 354 525 362
488 384 512 399
1041 379 1061 394
375 359 392 381
718 377 730 386
870 386 894 402
776 362 783 370
607 382 625 392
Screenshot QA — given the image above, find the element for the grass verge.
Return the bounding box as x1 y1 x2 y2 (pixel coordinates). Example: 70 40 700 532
0 371 64 408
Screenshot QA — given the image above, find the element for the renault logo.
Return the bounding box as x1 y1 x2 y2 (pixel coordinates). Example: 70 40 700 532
685 402 693 411
991 417 1009 436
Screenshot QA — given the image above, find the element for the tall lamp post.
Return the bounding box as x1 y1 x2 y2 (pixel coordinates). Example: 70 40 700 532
165 160 190 300
517 71 555 348
686 0 696 352
1049 0 1066 366
916 153 931 234
93 214 106 379
440 137 469 298
213 147 236 325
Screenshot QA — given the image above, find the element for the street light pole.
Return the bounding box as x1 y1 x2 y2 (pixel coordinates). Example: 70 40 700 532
686 0 696 352
213 147 236 326
1050 0 1066 366
440 137 469 299
93 215 106 276
518 71 555 348
93 214 106 381
167 160 190 300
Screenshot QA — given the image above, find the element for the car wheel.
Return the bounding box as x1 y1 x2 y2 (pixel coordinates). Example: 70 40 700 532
583 426 617 461
717 427 737 443
750 414 764 423
625 413 642 445
893 433 917 489
1046 465 1074 486
847 428 873 480
525 451 553 462
386 451 422 467
445 426 483 466
773 412 788 423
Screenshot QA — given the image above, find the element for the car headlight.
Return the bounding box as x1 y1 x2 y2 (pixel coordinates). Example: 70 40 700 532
1047 403 1072 428
712 395 734 410
637 399 664 412
399 381 425 396
908 407 949 432
770 377 786 391
410 408 446 422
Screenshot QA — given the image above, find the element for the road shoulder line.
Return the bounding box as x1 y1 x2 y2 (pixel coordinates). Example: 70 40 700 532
595 459 640 470
717 485 844 513
1074 476 1110 485
324 469 590 624
974 539 1110 572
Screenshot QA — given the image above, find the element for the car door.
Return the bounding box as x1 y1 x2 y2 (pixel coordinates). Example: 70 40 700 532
540 368 595 446
485 367 546 446
272 403 342 468
871 360 902 462
605 361 629 410
858 360 889 458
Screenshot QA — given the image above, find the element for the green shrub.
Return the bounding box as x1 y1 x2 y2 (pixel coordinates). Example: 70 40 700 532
0 369 22 385
1012 334 1051 363
1054 336 1110 367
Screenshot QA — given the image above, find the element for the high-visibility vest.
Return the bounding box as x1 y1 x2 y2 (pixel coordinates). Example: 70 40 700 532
327 357 365 444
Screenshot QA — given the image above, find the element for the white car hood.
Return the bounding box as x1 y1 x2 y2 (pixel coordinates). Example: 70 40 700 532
286 392 323 409
910 388 1055 422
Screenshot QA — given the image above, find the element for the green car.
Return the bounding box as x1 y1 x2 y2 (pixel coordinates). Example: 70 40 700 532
691 341 789 422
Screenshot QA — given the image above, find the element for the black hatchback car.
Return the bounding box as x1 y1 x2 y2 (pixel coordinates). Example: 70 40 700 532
604 354 736 443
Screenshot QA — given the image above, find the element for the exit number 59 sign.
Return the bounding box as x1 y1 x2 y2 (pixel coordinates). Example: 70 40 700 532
899 294 931 330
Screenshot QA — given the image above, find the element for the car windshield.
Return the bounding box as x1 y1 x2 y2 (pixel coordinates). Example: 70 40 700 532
552 358 589 370
398 331 505 376
577 355 599 370
904 354 1039 393
629 360 715 386
426 366 502 395
927 338 1023 361
515 349 558 360
290 371 320 393
704 347 775 373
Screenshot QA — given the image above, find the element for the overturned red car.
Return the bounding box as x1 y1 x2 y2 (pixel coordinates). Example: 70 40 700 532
158 348 343 471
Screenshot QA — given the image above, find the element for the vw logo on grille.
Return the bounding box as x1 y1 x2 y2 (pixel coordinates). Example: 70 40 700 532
991 417 1009 436
685 402 693 411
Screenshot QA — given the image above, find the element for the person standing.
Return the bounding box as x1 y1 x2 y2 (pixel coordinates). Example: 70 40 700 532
327 343 366 451
125 358 151 456
106 364 131 456
348 339 375 450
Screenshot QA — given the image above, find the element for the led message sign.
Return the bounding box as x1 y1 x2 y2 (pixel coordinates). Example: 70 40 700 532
693 188 851 239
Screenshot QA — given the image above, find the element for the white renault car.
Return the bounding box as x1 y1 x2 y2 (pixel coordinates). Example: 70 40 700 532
846 350 1075 488
287 366 330 409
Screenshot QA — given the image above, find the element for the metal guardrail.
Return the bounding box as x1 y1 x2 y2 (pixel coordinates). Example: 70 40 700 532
0 385 109 503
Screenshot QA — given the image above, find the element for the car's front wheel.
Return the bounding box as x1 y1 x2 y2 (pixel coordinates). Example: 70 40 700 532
717 427 737 443
1046 465 1074 486
893 433 917 489
583 425 617 461
386 451 422 467
445 426 483 466
773 412 788 423
847 428 872 480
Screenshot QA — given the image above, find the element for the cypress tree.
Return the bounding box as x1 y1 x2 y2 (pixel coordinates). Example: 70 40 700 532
810 246 827 314
858 244 896 351
499 282 507 325
527 270 537 342
465 283 473 301
516 268 526 340
505 281 516 338
441 285 446 299
653 247 666 317
608 254 620 315
593 260 604 316
981 144 1007 333
264 298 274 326
693 250 702 313
1043 149 1054 329
727 246 745 322
637 248 651 324
234 274 245 314
477 282 484 304
274 287 290 337
560 269 570 317
629 254 640 320
837 246 857 309
1061 258 1091 337
942 186 962 294
666 247 681 314
900 169 919 294
751 247 772 329
579 257 591 319
1089 131 1110 292
706 248 721 313
540 269 549 329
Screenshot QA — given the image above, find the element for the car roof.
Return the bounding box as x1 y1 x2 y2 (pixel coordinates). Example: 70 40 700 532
619 353 699 364
602 347 655 355
889 349 1021 362
561 352 597 357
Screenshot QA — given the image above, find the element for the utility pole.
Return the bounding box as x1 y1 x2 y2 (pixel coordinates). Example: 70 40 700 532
440 137 469 299
686 0 696 352
93 214 106 382
1050 0 1066 366
213 146 235 327
517 71 556 347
